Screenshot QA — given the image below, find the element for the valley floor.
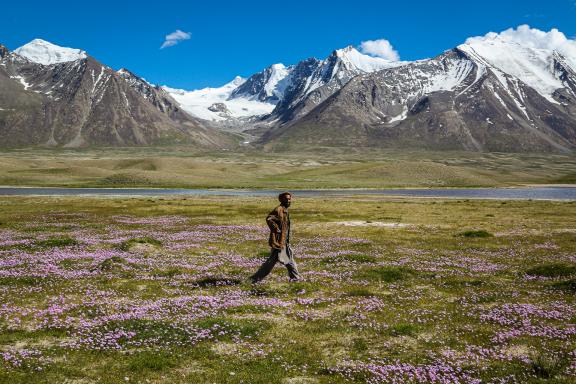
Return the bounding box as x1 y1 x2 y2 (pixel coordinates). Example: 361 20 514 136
0 148 575 188
0 196 575 383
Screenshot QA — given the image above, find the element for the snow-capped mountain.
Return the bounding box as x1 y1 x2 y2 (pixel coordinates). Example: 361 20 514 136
14 39 87 65
270 45 403 122
262 26 576 152
164 46 402 123
230 63 293 102
2 26 576 152
0 39 230 148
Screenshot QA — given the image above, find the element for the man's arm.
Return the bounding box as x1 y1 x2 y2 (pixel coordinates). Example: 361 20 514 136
266 207 282 233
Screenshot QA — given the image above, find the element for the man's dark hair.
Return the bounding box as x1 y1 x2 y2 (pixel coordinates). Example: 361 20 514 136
278 192 292 201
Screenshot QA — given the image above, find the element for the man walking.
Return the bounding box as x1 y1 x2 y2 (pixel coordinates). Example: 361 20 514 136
250 192 301 283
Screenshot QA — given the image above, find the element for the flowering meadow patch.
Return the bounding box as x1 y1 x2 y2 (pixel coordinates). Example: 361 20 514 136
0 196 575 383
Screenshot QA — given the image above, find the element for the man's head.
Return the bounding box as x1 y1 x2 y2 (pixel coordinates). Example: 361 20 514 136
278 192 292 207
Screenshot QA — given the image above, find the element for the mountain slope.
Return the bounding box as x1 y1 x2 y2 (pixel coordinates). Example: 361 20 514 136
0 40 231 148
269 46 403 122
165 46 401 123
261 27 576 153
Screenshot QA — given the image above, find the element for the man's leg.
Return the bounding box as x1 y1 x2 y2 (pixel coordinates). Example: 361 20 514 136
250 249 279 283
285 245 301 281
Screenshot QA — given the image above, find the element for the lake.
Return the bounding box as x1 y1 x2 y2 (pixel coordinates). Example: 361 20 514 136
0 187 575 200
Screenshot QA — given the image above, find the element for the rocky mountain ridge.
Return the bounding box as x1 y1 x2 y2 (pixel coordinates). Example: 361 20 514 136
0 39 230 148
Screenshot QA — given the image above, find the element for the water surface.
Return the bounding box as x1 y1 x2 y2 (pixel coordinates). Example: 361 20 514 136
0 187 575 200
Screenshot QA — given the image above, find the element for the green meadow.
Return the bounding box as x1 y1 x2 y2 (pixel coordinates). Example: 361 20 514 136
0 148 575 188
0 195 575 383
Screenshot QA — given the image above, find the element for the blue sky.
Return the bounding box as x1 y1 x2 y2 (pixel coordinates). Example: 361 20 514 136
2 0 575 89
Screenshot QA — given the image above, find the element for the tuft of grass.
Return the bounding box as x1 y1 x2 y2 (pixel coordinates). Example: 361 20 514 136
34 237 78 247
194 317 271 340
526 262 576 277
345 288 374 297
358 266 413 282
127 351 178 372
96 256 127 271
352 337 368 353
457 230 493 238
551 279 576 293
387 323 418 337
0 276 40 286
530 352 569 379
151 267 189 278
443 277 484 288
119 237 162 251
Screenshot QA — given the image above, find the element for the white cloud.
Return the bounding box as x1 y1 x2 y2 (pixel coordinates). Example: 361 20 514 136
464 24 576 61
358 39 400 61
160 30 191 49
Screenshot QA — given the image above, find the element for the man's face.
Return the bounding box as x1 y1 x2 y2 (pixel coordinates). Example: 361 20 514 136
280 194 292 207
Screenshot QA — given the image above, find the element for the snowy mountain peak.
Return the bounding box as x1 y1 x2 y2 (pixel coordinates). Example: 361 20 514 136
458 25 576 98
14 39 87 65
334 45 356 55
228 63 293 103
331 45 400 73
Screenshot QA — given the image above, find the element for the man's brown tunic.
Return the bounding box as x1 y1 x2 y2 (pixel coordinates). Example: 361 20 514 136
266 205 290 250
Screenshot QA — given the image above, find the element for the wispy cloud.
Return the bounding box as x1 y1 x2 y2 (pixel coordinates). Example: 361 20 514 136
358 39 400 61
160 30 191 49
523 13 545 19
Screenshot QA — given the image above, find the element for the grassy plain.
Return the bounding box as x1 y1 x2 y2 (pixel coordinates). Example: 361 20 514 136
0 148 575 188
0 195 575 383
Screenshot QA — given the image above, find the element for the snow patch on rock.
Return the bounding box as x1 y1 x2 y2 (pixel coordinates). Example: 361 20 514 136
163 77 276 121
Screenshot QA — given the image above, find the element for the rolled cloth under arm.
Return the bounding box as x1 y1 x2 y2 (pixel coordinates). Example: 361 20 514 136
266 212 281 233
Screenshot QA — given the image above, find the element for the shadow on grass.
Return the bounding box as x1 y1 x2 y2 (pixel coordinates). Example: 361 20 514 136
192 276 242 287
551 279 576 293
321 254 377 264
357 266 414 282
526 262 576 278
456 230 493 238
530 351 570 379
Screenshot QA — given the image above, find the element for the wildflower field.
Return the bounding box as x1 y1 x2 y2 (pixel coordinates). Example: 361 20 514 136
0 195 575 383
